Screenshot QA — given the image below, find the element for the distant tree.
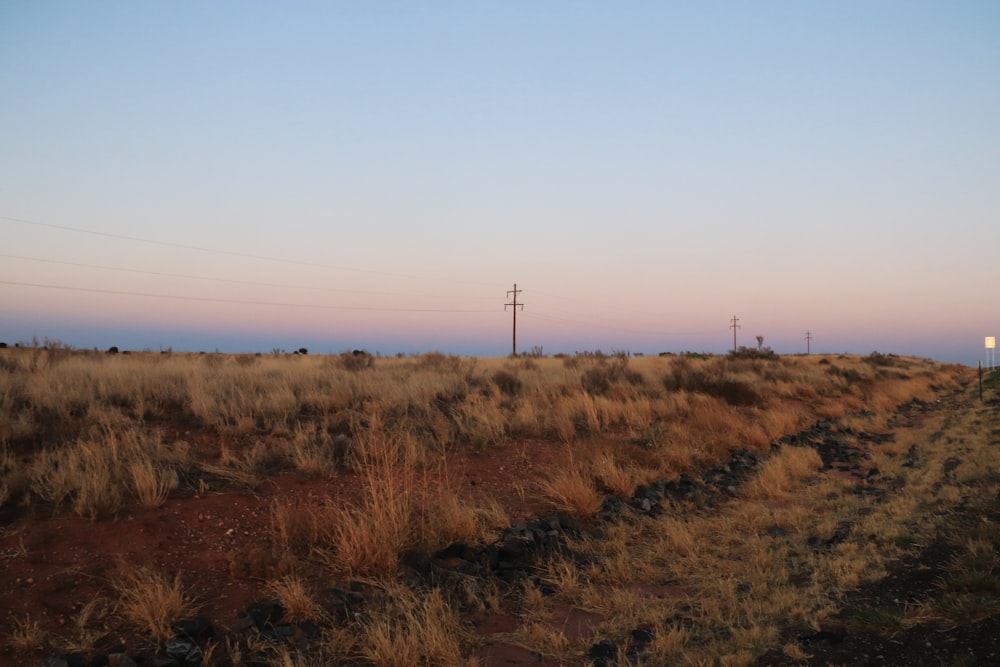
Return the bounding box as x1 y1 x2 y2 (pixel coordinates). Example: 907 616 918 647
756 336 764 350
107 346 119 354
0 342 7 349
298 347 309 355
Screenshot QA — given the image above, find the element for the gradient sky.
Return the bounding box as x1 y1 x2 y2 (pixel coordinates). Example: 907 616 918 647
1 2 998 364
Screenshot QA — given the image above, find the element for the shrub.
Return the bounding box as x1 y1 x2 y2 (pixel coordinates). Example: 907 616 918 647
865 351 897 367
728 346 777 360
492 369 522 397
581 367 613 395
112 565 201 644
339 350 374 371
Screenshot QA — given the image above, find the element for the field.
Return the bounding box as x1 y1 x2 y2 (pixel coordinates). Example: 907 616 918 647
1 345 997 666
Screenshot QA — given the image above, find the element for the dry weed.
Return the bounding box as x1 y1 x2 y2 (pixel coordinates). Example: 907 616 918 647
742 446 823 500
112 564 201 644
268 575 323 623
8 614 48 654
539 460 603 518
357 585 469 667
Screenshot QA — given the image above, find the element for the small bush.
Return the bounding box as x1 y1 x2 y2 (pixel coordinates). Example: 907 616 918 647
492 370 523 397
865 351 897 367
339 350 374 371
728 346 777 360
581 367 613 395
112 565 200 644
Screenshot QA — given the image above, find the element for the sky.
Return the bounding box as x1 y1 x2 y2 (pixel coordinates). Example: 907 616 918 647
1 2 998 364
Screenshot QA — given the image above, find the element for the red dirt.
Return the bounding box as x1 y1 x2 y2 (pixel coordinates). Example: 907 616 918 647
0 436 570 666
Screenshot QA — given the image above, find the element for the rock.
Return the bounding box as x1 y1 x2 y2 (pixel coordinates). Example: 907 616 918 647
631 628 655 643
798 628 847 644
173 616 212 639
164 639 199 661
588 639 618 666
766 525 789 538
106 655 138 667
246 599 286 630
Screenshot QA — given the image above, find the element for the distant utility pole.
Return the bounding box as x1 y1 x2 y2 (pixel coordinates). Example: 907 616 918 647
729 316 741 352
805 331 813 355
505 284 524 357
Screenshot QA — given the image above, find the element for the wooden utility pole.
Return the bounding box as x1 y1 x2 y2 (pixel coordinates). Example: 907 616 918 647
805 331 813 355
505 284 523 357
729 315 741 352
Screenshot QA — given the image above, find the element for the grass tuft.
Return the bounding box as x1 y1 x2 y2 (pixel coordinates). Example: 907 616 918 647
112 564 201 644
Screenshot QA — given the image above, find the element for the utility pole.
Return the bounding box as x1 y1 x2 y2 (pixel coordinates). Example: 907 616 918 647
505 284 523 357
805 331 813 355
729 316 741 352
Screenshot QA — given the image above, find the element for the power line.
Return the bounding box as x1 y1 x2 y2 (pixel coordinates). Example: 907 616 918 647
0 253 496 302
2 216 697 331
0 280 496 314
0 215 497 288
522 310 714 337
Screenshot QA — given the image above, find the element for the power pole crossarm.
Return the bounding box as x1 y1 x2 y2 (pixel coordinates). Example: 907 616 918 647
805 331 813 355
505 284 524 357
729 316 741 352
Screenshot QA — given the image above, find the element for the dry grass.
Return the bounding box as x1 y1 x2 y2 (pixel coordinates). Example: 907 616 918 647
112 564 201 644
8 615 47 655
0 345 977 665
352 585 473 667
58 597 112 655
268 575 323 623
538 455 604 518
742 446 823 500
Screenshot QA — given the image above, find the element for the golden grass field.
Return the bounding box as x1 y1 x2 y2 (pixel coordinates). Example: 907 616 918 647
2 344 996 666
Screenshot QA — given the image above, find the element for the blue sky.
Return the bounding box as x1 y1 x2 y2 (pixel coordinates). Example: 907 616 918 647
1 2 998 363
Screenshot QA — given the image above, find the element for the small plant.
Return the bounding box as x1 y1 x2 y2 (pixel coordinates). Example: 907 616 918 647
269 575 323 623
539 460 603 518
728 345 777 360
492 369 522 397
8 614 47 654
339 349 375 371
112 564 201 644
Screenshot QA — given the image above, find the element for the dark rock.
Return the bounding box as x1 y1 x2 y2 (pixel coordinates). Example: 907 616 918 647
588 638 618 666
631 628 655 643
798 628 847 644
246 599 285 629
232 614 257 633
106 656 139 667
164 638 202 663
600 495 626 518
434 541 471 560
323 587 365 622
173 616 212 639
766 525 790 538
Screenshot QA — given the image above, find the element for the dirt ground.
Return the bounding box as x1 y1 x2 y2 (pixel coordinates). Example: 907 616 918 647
0 434 567 666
